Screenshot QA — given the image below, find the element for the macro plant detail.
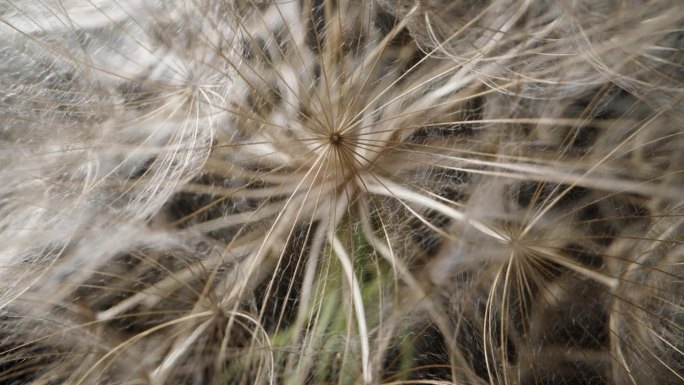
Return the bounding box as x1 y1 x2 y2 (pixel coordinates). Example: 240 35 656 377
0 0 682 384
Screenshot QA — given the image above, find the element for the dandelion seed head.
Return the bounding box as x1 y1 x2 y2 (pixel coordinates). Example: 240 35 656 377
1 0 683 384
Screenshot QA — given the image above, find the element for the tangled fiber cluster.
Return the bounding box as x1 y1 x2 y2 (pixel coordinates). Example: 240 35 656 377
1 0 683 384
